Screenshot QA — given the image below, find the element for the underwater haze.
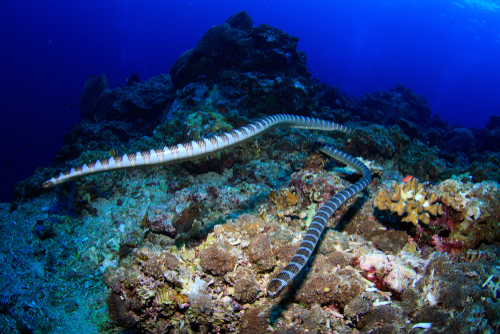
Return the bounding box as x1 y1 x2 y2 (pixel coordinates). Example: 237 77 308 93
1 0 500 203
2 2 500 333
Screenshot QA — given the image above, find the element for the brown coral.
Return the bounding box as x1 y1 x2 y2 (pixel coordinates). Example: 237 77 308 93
237 214 265 237
310 252 350 275
102 267 125 293
107 292 136 328
295 274 341 305
231 268 260 304
303 151 328 171
143 258 164 279
268 187 301 220
234 277 259 304
371 229 409 253
326 251 350 267
190 293 213 316
143 252 179 279
412 306 452 332
344 296 370 319
357 304 406 332
200 245 236 275
374 177 443 225
246 235 276 272
273 326 303 334
159 251 180 269
295 268 365 307
268 187 297 210
316 230 350 255
278 304 326 332
123 269 144 288
239 307 269 334
335 272 365 308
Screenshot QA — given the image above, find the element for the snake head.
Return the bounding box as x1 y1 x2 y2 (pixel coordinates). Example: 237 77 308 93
42 179 55 188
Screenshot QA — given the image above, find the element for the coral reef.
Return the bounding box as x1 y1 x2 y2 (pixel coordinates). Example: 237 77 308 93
373 174 500 251
106 292 136 328
245 235 276 272
294 270 365 307
357 304 405 333
486 115 500 130
200 242 237 276
4 10 500 334
374 177 443 225
371 229 409 253
435 179 500 248
142 252 179 279
80 73 113 121
400 253 500 332
185 110 233 140
232 268 260 304
240 307 269 334
110 74 173 121
169 11 307 89
359 83 432 125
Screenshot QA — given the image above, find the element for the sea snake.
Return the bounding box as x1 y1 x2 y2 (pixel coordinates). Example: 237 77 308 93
267 143 371 297
41 114 371 297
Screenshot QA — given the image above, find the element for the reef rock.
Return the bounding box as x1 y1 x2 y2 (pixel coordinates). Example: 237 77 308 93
79 73 114 120
359 83 432 125
486 115 500 130
80 73 174 122
169 11 308 88
109 74 173 121
436 179 500 248
444 127 475 152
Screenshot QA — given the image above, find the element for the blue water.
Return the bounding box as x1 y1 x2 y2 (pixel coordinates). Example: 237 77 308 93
1 0 499 202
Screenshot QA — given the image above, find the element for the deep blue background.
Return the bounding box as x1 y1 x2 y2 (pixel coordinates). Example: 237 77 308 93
1 0 499 203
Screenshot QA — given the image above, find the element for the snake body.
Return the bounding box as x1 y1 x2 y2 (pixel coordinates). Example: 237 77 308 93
267 144 371 296
42 114 371 297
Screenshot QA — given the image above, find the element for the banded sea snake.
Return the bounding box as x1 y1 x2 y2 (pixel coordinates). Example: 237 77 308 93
42 114 372 297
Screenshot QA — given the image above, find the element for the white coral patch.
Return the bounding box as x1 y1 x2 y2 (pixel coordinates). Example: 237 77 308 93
359 253 391 273
426 291 438 306
100 255 117 273
466 206 481 219
188 277 207 300
384 263 417 293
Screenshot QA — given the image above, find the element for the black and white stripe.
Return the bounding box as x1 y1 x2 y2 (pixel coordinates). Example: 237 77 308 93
42 113 371 298
41 114 354 188
266 143 371 297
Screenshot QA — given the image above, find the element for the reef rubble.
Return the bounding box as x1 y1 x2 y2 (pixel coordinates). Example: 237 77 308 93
2 10 500 334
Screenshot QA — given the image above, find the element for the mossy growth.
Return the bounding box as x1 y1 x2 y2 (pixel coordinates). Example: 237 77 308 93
200 244 236 275
268 187 299 219
374 177 443 225
185 110 233 140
